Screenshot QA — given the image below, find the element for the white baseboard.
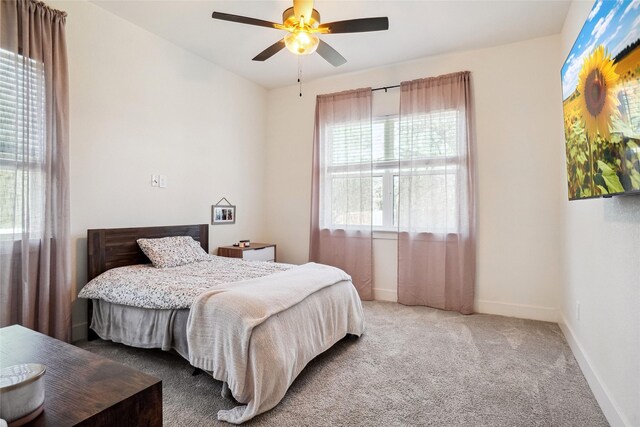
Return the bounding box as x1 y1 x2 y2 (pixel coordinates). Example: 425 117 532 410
373 287 397 302
372 295 557 321
475 299 558 322
558 313 628 427
72 322 88 343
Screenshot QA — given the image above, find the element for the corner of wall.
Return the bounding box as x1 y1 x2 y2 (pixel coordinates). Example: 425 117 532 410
557 2 639 426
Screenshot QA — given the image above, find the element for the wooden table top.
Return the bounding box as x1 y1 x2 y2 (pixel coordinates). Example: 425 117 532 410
0 325 161 426
217 242 274 251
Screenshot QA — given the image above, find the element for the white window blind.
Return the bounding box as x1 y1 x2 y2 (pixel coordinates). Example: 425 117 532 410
322 118 373 228
322 110 461 232
397 109 460 233
0 48 46 238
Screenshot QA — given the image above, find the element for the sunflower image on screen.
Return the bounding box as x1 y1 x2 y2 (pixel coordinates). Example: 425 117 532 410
561 0 640 200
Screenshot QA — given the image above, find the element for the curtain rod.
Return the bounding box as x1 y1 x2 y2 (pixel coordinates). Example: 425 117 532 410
371 84 400 93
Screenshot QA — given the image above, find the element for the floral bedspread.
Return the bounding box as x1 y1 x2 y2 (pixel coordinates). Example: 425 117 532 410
78 255 293 309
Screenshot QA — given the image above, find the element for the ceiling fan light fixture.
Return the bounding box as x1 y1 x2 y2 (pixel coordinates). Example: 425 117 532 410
211 1 388 66
284 30 319 55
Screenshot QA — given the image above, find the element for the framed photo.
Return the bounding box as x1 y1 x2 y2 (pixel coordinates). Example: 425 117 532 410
212 205 236 225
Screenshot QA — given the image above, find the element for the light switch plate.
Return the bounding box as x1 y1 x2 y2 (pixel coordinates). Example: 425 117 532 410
159 175 167 188
151 175 159 187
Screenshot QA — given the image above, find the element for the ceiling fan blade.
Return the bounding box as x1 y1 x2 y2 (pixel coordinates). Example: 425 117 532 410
319 17 389 34
316 40 346 67
253 39 286 61
293 0 314 22
212 12 282 30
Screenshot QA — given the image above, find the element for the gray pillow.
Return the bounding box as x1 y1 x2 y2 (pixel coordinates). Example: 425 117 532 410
137 236 209 268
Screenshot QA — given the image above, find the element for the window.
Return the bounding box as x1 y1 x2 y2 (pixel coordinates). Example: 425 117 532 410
321 110 460 232
0 48 46 238
397 109 461 233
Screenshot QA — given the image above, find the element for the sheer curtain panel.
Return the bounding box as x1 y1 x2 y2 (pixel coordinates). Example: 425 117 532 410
309 88 373 300
397 72 476 314
0 0 71 341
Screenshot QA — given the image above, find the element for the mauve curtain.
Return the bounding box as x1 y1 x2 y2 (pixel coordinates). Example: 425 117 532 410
0 0 72 340
397 71 476 314
309 88 373 300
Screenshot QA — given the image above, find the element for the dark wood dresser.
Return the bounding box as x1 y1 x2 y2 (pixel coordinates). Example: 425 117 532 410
0 325 162 426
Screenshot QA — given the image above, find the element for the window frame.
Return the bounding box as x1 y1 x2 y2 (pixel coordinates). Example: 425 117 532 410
321 111 463 233
0 48 46 239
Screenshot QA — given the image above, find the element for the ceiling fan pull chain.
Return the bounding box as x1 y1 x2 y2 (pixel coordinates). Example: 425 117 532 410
298 57 303 97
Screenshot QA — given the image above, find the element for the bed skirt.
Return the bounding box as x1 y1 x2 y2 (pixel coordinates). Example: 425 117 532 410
90 299 191 360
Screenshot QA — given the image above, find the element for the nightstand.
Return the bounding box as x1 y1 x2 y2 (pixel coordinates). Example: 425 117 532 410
217 243 276 262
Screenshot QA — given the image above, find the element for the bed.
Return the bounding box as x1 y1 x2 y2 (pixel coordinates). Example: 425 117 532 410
80 224 365 424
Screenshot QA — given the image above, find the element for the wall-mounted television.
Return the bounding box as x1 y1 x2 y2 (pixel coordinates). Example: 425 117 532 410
562 0 640 200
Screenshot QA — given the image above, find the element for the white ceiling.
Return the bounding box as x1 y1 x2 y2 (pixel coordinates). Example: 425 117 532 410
91 1 572 89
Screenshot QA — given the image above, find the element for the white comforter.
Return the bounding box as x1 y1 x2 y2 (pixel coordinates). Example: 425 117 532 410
187 262 365 424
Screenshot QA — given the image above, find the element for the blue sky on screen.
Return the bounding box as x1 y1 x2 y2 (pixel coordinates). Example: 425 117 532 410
562 0 640 100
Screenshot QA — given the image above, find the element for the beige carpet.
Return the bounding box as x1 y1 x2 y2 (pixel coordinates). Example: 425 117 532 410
78 301 608 426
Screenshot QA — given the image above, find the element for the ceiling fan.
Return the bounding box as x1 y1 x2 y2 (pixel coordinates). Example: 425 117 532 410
211 0 389 67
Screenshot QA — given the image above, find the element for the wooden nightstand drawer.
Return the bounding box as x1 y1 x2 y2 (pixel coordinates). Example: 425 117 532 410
242 246 275 262
217 243 276 262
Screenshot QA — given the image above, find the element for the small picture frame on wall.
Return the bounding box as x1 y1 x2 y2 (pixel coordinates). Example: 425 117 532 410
212 204 236 225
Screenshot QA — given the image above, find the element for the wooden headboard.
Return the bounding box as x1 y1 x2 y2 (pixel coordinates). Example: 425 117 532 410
87 224 209 281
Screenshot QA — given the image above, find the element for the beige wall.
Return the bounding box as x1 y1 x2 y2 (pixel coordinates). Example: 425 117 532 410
54 3 639 423
53 0 269 341
265 35 565 322
558 2 640 426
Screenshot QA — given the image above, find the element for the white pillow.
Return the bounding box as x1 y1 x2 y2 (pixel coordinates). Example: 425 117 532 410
137 236 209 268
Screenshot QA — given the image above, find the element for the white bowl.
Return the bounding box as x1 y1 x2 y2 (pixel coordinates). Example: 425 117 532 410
0 364 46 426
